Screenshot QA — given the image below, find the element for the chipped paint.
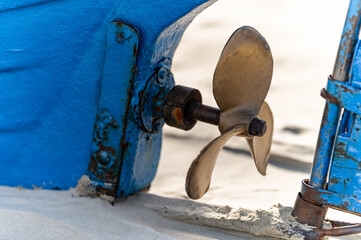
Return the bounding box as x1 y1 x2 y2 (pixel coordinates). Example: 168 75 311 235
327 31 361 199
88 22 139 198
301 180 361 217
333 0 361 82
295 0 361 227
309 0 361 189
325 77 361 115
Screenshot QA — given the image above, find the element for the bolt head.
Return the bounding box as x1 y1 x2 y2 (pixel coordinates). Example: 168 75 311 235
157 67 169 82
249 118 267 137
153 118 164 133
157 67 174 84
97 150 111 165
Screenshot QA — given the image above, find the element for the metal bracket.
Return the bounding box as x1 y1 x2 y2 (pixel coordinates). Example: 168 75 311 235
300 179 361 217
88 21 139 200
322 76 361 115
136 65 175 133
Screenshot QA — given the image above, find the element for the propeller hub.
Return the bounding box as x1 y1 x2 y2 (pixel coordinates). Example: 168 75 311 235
162 85 202 130
248 118 267 137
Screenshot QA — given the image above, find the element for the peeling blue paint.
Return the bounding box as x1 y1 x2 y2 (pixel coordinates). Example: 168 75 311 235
306 0 361 216
326 77 361 115
310 0 361 190
327 38 361 200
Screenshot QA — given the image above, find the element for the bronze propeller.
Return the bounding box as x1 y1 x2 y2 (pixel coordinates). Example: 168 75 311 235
185 26 274 200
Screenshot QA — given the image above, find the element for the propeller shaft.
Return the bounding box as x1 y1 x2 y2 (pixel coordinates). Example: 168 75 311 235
185 102 220 126
162 85 267 137
186 100 267 137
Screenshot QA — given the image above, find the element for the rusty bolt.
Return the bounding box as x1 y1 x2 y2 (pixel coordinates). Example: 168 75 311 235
97 151 111 165
249 118 267 137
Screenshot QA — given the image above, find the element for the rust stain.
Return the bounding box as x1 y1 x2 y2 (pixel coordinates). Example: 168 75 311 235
115 28 133 43
350 15 358 28
138 90 146 112
320 104 330 130
116 32 124 43
329 177 339 184
333 12 361 80
340 200 350 210
172 108 184 123
335 146 358 162
89 155 97 172
341 84 353 93
321 88 339 104
292 192 327 228
115 60 138 195
115 21 124 27
133 43 138 57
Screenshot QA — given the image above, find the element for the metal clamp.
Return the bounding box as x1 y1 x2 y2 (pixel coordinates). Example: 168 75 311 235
322 76 361 115
299 179 361 216
292 180 361 239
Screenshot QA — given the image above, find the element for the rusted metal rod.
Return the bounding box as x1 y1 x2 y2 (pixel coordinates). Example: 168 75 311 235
330 220 359 227
320 223 361 237
303 223 361 240
296 221 361 240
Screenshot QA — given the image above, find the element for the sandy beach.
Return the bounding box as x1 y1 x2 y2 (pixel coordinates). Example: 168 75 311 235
1 0 361 239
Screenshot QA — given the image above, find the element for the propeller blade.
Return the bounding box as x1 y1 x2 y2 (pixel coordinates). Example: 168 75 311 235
186 126 247 199
246 102 274 175
213 26 273 115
